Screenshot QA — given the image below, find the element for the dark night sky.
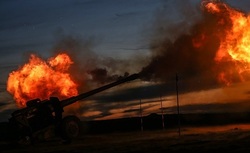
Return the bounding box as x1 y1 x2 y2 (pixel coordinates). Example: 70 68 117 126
1 0 250 122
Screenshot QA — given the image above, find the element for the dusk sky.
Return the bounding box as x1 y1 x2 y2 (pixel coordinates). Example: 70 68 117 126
1 0 250 122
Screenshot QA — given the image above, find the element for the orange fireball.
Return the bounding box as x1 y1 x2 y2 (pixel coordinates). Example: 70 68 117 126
7 53 78 108
203 1 250 85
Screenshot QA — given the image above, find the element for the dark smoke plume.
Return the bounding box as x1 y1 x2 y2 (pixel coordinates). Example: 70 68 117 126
51 1 245 92
89 68 129 84
140 0 244 89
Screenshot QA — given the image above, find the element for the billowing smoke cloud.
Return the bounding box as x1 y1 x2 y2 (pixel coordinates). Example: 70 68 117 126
50 0 248 93
89 68 130 84
140 0 247 90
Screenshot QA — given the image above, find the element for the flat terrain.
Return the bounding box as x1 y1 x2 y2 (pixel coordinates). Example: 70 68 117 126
2 124 250 153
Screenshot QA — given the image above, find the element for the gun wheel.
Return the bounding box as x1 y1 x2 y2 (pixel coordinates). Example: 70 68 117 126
60 115 81 141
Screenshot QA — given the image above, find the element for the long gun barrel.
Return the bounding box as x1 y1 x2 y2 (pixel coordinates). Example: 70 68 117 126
60 73 140 107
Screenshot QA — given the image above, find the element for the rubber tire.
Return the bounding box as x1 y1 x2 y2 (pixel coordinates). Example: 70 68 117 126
60 115 81 141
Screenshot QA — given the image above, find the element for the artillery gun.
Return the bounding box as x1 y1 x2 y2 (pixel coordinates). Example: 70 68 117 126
7 73 140 144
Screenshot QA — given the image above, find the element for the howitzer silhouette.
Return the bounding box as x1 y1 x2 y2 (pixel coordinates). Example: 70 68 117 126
8 73 140 144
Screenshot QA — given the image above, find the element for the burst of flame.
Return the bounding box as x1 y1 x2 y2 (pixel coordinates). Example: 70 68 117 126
203 1 250 85
7 53 78 108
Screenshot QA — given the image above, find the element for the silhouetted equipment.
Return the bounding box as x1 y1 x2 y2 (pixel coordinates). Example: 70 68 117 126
8 73 140 144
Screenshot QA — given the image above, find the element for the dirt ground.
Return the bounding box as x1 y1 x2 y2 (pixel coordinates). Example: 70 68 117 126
2 124 250 153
